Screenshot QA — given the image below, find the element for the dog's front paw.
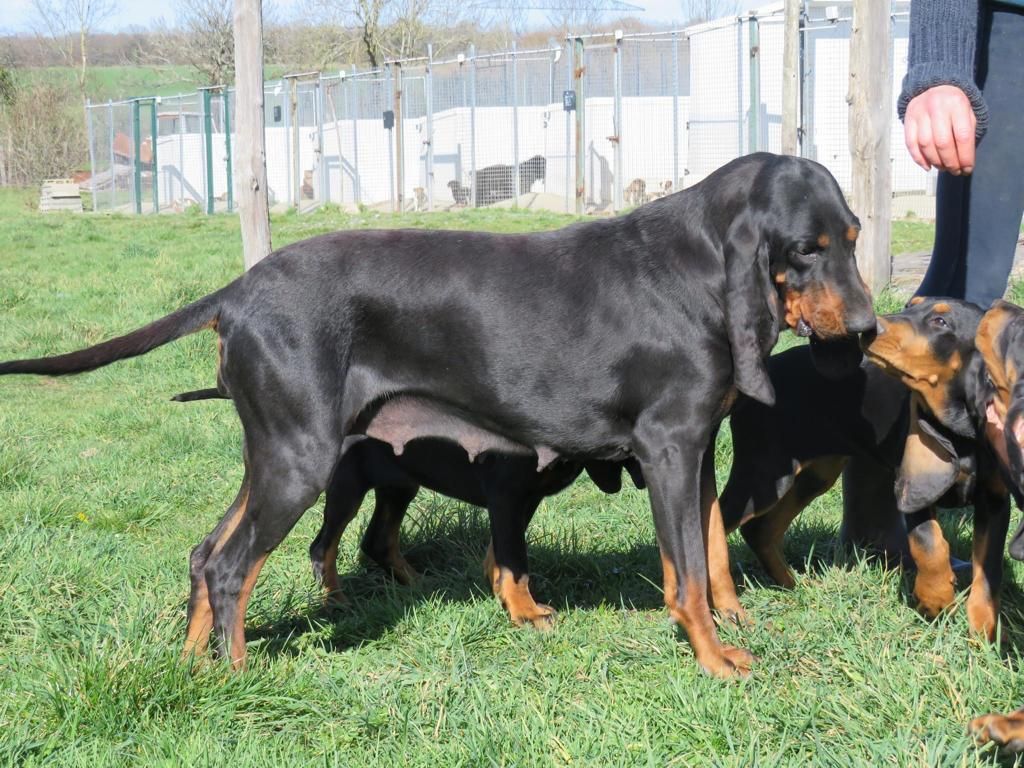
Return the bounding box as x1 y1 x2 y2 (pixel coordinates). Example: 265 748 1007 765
971 710 1024 754
696 645 754 679
510 602 557 630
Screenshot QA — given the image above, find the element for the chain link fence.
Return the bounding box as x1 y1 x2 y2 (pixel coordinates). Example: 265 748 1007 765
84 1 924 216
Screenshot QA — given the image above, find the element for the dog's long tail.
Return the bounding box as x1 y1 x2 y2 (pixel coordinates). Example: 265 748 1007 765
0 288 226 377
171 387 229 402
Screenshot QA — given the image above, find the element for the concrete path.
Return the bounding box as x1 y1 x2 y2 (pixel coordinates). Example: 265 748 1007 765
891 236 1024 292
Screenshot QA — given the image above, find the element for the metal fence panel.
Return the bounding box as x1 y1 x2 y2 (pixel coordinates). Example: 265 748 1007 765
686 21 747 185
619 34 685 208
429 57 473 210
84 3 926 218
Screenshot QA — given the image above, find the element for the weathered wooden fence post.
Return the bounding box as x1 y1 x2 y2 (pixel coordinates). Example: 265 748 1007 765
781 0 800 156
848 0 892 293
233 0 273 268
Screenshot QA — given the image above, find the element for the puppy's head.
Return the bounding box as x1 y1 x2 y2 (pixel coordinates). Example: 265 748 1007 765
976 300 1024 444
863 297 982 437
862 298 984 514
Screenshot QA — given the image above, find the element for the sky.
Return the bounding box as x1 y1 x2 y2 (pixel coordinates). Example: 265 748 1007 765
2 0 691 35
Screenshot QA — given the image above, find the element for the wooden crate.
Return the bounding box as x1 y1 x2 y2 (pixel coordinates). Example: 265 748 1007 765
39 178 83 213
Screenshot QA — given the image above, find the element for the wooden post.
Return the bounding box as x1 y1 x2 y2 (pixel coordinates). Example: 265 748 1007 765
233 0 272 269
848 0 892 294
747 13 760 154
289 76 300 208
393 62 404 212
781 0 800 155
326 80 345 204
573 36 585 216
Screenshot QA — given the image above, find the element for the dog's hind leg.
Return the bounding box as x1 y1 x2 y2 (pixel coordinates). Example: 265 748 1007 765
183 467 250 659
360 485 419 585
739 456 846 589
204 434 337 669
483 490 554 629
309 458 371 606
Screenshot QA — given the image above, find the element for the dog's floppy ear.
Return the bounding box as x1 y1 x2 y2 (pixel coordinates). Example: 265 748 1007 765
723 214 779 406
896 397 960 513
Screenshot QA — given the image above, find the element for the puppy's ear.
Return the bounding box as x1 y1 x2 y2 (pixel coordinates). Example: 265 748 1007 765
583 461 623 494
723 215 779 406
623 458 647 490
896 397 960 513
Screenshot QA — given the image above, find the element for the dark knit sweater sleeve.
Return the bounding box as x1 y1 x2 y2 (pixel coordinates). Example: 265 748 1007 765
897 0 988 138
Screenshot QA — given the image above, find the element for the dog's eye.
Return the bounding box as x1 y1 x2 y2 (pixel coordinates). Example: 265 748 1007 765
930 315 949 329
791 248 818 268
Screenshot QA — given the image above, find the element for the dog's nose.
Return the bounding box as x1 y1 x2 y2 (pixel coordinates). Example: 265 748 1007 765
845 309 878 335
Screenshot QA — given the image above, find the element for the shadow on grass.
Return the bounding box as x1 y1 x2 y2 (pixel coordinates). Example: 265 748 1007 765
250 528 668 659
247 499 1024 662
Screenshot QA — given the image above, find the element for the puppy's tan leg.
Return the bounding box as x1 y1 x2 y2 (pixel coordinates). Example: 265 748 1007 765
739 456 846 588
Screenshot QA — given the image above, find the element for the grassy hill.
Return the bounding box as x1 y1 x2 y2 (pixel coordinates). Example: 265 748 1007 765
16 64 290 103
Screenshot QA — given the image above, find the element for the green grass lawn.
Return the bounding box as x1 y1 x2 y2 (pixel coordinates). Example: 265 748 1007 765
1 194 1021 766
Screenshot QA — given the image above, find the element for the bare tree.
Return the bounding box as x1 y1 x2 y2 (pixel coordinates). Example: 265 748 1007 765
544 3 606 35
680 0 739 24
0 80 86 184
155 0 235 85
477 0 529 48
387 0 471 59
270 20 360 71
304 0 471 68
29 0 117 102
300 0 386 68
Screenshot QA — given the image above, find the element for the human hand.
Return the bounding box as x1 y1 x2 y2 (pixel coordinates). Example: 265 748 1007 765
904 84 977 175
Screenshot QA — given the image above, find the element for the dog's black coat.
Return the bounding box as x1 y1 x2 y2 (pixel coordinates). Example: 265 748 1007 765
0 153 874 670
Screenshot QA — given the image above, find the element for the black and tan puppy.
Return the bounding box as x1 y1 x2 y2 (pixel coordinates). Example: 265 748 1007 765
174 385 642 629
720 298 1010 640
969 299 1024 753
976 299 1024 528
303 441 642 628
0 153 874 675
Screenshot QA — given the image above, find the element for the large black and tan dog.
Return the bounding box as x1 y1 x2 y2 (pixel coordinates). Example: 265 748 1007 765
720 298 1010 640
0 153 874 676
